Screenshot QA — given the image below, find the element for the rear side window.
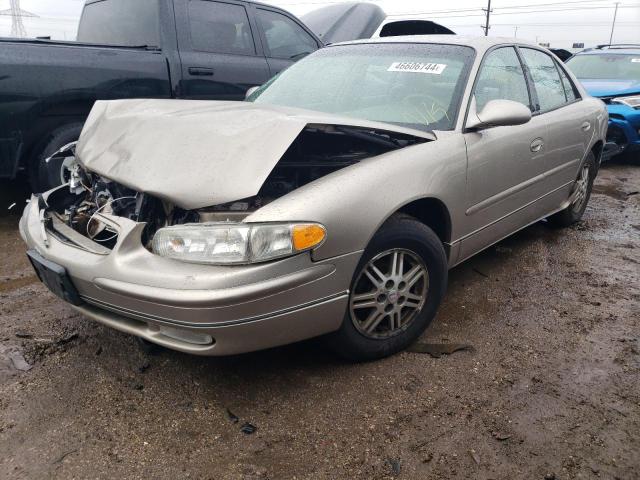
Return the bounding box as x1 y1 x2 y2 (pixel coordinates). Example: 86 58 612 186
256 9 318 60
188 0 256 55
77 0 159 47
556 63 579 102
474 47 531 111
520 48 567 112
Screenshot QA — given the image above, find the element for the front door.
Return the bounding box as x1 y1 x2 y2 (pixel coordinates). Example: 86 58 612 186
460 46 549 261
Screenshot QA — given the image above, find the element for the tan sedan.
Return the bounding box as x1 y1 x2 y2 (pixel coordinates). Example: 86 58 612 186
21 36 607 360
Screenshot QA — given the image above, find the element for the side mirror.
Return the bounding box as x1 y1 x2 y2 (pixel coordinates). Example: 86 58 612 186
466 98 532 130
245 86 260 100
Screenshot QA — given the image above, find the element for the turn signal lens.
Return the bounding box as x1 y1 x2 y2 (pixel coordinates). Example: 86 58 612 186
292 224 326 251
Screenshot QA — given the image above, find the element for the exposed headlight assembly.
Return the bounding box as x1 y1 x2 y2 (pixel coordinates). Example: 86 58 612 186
152 223 326 265
611 95 640 109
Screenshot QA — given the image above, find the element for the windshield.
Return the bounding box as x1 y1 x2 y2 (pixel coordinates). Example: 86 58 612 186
250 43 475 131
567 53 640 81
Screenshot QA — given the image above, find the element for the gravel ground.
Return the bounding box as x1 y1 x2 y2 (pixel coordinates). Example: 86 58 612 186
0 158 638 480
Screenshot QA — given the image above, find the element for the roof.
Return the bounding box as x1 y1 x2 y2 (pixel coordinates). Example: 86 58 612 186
328 34 538 51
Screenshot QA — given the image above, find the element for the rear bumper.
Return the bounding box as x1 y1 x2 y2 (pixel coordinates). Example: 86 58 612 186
20 191 361 355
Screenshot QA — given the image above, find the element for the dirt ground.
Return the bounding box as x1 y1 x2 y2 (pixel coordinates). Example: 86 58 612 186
0 158 638 480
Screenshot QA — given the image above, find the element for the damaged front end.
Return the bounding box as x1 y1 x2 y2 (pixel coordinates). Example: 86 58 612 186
36 113 428 263
19 100 438 355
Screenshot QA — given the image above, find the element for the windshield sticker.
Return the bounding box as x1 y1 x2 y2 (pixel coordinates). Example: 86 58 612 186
388 62 447 74
631 58 640 63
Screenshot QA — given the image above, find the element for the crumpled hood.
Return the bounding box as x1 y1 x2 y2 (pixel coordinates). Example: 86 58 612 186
77 99 433 210
579 78 640 98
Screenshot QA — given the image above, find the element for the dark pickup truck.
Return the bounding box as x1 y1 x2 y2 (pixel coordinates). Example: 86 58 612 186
0 0 321 191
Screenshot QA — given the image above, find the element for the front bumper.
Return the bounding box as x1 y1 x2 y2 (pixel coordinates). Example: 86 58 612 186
20 192 361 355
602 103 640 160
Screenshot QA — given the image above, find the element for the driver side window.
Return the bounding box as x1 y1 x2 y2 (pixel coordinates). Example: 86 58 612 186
474 47 531 112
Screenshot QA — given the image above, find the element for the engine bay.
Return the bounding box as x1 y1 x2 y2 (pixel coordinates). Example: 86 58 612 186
43 124 427 250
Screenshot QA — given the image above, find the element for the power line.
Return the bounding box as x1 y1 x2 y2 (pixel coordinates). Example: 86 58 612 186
448 22 640 26
391 4 640 20
490 0 626 10
279 0 614 10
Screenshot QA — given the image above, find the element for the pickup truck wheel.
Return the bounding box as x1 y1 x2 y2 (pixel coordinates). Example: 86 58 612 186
329 215 448 361
29 123 83 193
547 152 596 228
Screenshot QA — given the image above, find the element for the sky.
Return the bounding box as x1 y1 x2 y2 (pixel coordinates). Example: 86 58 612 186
0 0 639 48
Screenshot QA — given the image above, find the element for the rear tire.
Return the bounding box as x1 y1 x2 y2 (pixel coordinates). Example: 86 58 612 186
547 151 596 228
29 122 83 193
329 215 448 362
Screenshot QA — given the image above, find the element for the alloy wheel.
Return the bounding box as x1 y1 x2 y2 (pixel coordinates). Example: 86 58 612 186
571 165 590 212
349 248 429 339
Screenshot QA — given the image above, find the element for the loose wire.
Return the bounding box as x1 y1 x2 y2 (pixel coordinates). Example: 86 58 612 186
86 195 137 243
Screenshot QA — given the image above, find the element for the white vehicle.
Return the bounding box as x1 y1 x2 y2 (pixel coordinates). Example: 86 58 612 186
301 2 454 44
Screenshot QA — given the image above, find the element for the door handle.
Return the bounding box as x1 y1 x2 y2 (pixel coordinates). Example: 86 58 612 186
188 67 214 76
581 121 591 132
530 138 544 153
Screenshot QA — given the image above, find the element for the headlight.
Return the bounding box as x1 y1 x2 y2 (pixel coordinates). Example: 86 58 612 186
151 222 326 265
611 95 640 109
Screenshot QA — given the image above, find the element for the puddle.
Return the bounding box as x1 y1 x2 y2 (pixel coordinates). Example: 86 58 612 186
592 184 635 201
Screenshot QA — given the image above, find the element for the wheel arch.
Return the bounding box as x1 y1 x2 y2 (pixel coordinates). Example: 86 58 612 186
390 196 453 258
24 116 86 167
590 140 604 166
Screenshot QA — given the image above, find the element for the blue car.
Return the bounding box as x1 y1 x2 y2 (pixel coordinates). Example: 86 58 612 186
566 45 640 160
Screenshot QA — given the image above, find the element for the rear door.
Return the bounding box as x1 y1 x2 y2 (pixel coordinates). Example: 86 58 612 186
253 6 320 77
461 46 549 260
175 0 270 100
518 47 592 192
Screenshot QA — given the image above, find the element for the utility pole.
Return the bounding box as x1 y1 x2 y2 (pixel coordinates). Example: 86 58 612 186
482 0 492 36
514 26 518 38
0 0 38 38
609 2 620 44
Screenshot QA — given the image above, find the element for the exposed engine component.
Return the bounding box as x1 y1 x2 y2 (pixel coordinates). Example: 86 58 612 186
44 124 425 249
44 169 168 249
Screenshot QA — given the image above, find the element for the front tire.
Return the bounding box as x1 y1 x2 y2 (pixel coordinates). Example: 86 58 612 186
547 151 596 228
329 215 448 361
29 123 83 193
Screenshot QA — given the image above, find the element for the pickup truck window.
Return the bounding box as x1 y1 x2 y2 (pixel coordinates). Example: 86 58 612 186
76 0 160 47
256 9 318 60
188 0 256 56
